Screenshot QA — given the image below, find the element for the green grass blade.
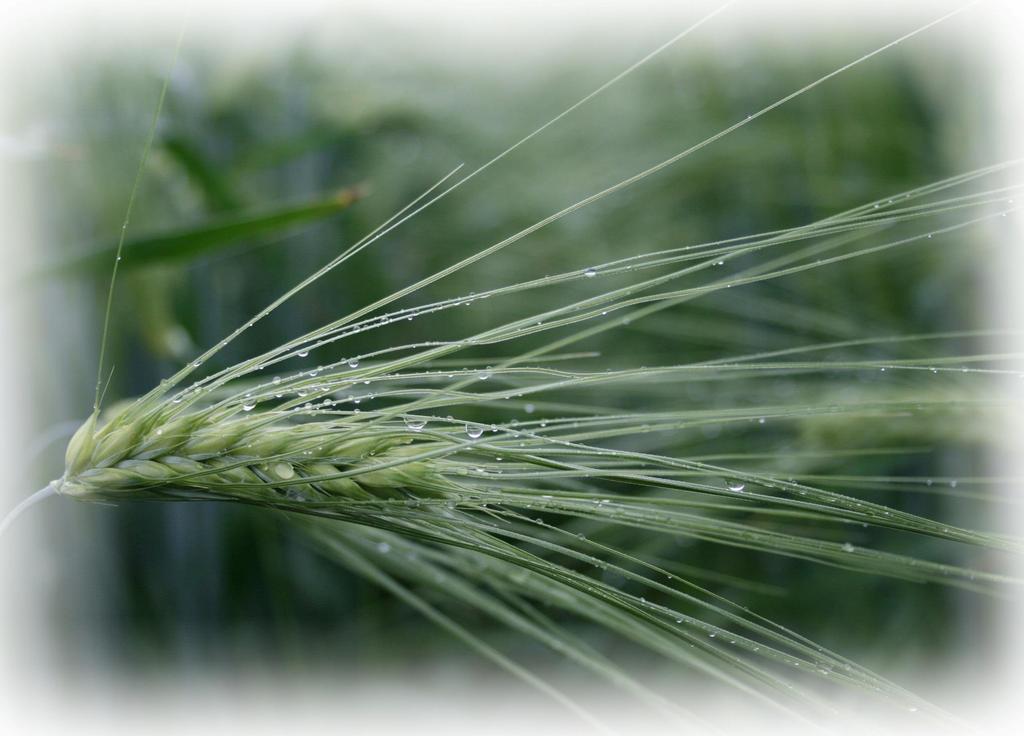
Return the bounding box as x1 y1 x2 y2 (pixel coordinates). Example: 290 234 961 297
38 185 365 276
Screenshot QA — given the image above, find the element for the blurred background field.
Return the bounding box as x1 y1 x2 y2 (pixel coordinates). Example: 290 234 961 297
3 5 1006 707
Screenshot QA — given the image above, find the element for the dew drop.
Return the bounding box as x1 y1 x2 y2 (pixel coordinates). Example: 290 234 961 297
242 400 256 412
583 268 597 278
841 542 855 553
726 480 746 492
297 350 309 358
405 416 427 431
466 424 484 439
273 462 295 480
348 358 360 368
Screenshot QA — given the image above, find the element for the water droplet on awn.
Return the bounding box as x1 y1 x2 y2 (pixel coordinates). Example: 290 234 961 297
405 416 427 431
